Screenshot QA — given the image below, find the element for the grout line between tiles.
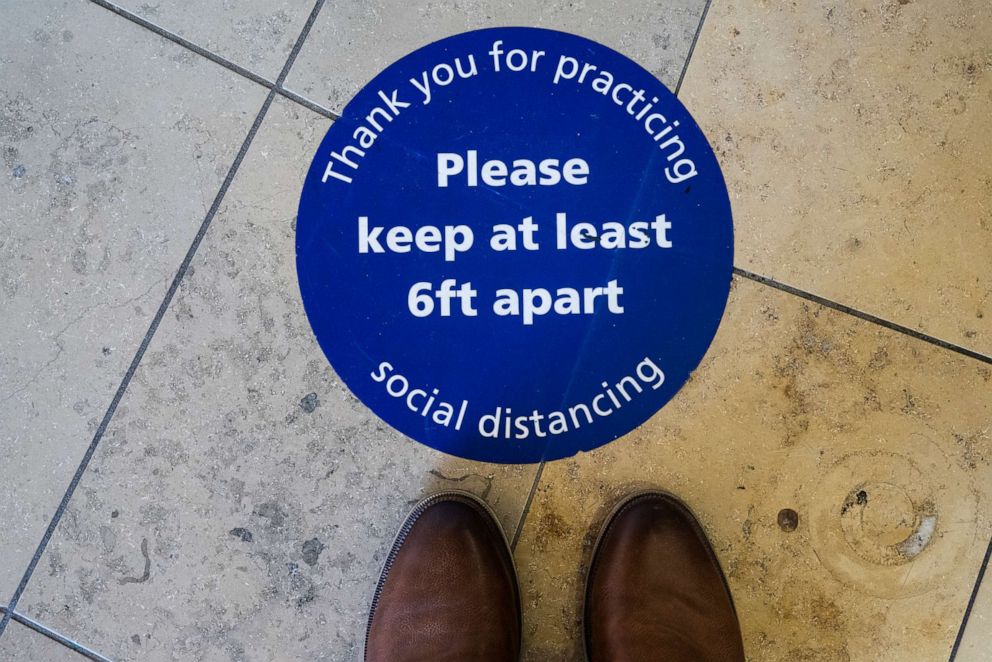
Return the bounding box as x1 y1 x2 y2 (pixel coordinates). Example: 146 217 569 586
674 0 712 96
734 268 992 365
87 0 339 120
277 87 340 120
0 607 112 662
511 461 545 551
0 0 328 640
949 534 992 661
88 0 274 86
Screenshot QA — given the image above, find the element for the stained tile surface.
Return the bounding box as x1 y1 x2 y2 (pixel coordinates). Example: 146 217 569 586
680 0 992 355
0 0 266 596
109 0 317 79
285 0 708 112
514 277 992 661
12 98 538 661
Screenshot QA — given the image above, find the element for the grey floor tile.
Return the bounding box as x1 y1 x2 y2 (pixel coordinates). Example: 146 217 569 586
285 0 707 113
957 568 992 662
0 619 83 661
13 97 540 661
104 0 318 80
0 0 268 596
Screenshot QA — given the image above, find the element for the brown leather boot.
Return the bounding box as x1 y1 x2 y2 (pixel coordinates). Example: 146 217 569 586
364 491 521 661
584 491 745 661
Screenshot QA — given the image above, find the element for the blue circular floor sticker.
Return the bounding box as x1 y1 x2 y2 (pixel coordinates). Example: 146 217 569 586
297 28 732 464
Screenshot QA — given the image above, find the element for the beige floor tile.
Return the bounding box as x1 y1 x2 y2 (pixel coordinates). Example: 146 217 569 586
0 619 83 661
285 0 708 113
514 277 992 661
12 97 539 661
0 0 267 596
105 0 318 79
680 0 992 355
957 570 992 661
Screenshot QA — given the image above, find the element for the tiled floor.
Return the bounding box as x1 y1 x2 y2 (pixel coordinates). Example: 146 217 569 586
0 1 989 661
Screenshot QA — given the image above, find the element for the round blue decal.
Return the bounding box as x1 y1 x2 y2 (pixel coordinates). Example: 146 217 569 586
297 28 732 463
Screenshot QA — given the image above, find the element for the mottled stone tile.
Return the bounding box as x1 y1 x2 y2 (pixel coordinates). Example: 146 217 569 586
0 0 267 596
681 0 992 355
107 0 317 79
958 573 992 661
514 277 992 661
286 0 707 112
14 97 539 661
0 619 83 661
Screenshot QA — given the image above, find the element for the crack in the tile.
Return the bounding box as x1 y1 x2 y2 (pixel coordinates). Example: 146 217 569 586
1 276 167 404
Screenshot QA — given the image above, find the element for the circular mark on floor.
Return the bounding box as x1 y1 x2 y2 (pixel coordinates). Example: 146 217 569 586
807 434 977 598
838 482 937 567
